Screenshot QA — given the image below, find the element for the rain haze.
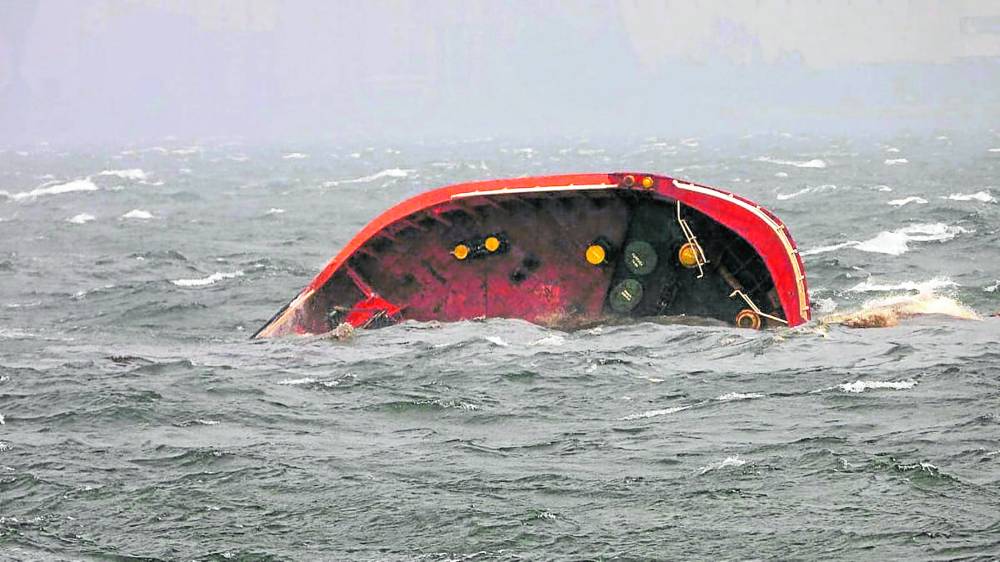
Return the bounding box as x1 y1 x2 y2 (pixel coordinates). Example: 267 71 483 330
2 0 999 142
3 2 1000 560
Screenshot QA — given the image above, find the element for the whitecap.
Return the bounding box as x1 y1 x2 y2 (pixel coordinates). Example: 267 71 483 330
4 178 99 201
98 168 147 181
887 196 927 207
680 138 700 147
776 184 836 200
0 328 35 340
716 392 764 401
277 377 315 386
324 168 413 187
838 379 916 393
800 241 860 256
121 209 154 220
171 271 243 287
847 276 956 293
0 441 10 452
484 336 510 347
66 213 96 224
854 223 967 256
774 171 789 178
884 158 909 165
945 191 995 203
265 208 285 215
618 405 689 420
171 147 201 156
989 148 1000 153
699 455 746 474
282 152 309 160
529 335 565 346
756 156 827 168
984 281 999 293
812 297 838 313
872 185 893 192
0 413 4 425
886 147 901 153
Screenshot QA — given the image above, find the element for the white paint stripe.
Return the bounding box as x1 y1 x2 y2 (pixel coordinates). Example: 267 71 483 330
451 183 617 199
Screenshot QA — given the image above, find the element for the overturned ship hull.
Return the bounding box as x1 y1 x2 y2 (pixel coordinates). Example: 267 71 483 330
253 173 810 338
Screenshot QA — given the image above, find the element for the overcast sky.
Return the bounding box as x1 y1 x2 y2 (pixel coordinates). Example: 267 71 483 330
2 0 999 143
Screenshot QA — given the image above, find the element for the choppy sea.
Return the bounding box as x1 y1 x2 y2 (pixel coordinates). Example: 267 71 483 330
1 133 999 560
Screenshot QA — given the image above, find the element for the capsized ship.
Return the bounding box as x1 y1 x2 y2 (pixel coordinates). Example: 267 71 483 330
253 173 810 338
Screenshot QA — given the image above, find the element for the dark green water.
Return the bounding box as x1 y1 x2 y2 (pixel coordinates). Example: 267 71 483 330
2 133 999 560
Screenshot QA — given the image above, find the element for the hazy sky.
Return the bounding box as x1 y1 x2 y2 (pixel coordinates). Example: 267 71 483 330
2 0 999 143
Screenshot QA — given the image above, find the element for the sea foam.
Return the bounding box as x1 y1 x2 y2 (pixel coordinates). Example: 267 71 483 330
716 392 764 402
887 196 927 207
66 213 96 224
171 271 244 287
945 191 995 203
756 156 827 168
847 276 957 293
3 178 99 201
121 209 154 220
98 169 147 181
699 455 746 474
325 168 413 186
776 184 836 200
619 405 689 420
855 223 967 255
838 379 917 393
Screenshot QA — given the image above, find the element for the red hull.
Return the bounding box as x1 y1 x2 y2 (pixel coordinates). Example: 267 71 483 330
254 173 810 338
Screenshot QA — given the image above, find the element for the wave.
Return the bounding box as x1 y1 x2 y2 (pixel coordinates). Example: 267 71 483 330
838 379 916 393
776 184 836 200
989 148 1000 153
756 156 827 168
324 168 414 187
986 281 999 293
945 191 995 203
887 196 927 207
800 241 859 256
847 276 957 293
171 271 244 287
265 208 285 215
716 392 764 401
66 213 96 224
3 178 99 202
699 455 746 474
854 223 967 256
121 209 153 220
282 152 309 160
884 158 909 165
98 169 147 181
822 292 978 328
619 405 689 420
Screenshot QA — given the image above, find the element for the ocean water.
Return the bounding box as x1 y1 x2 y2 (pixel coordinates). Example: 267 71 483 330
1 133 999 560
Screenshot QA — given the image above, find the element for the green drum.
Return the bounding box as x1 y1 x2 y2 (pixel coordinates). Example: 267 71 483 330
609 278 644 313
623 240 658 276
